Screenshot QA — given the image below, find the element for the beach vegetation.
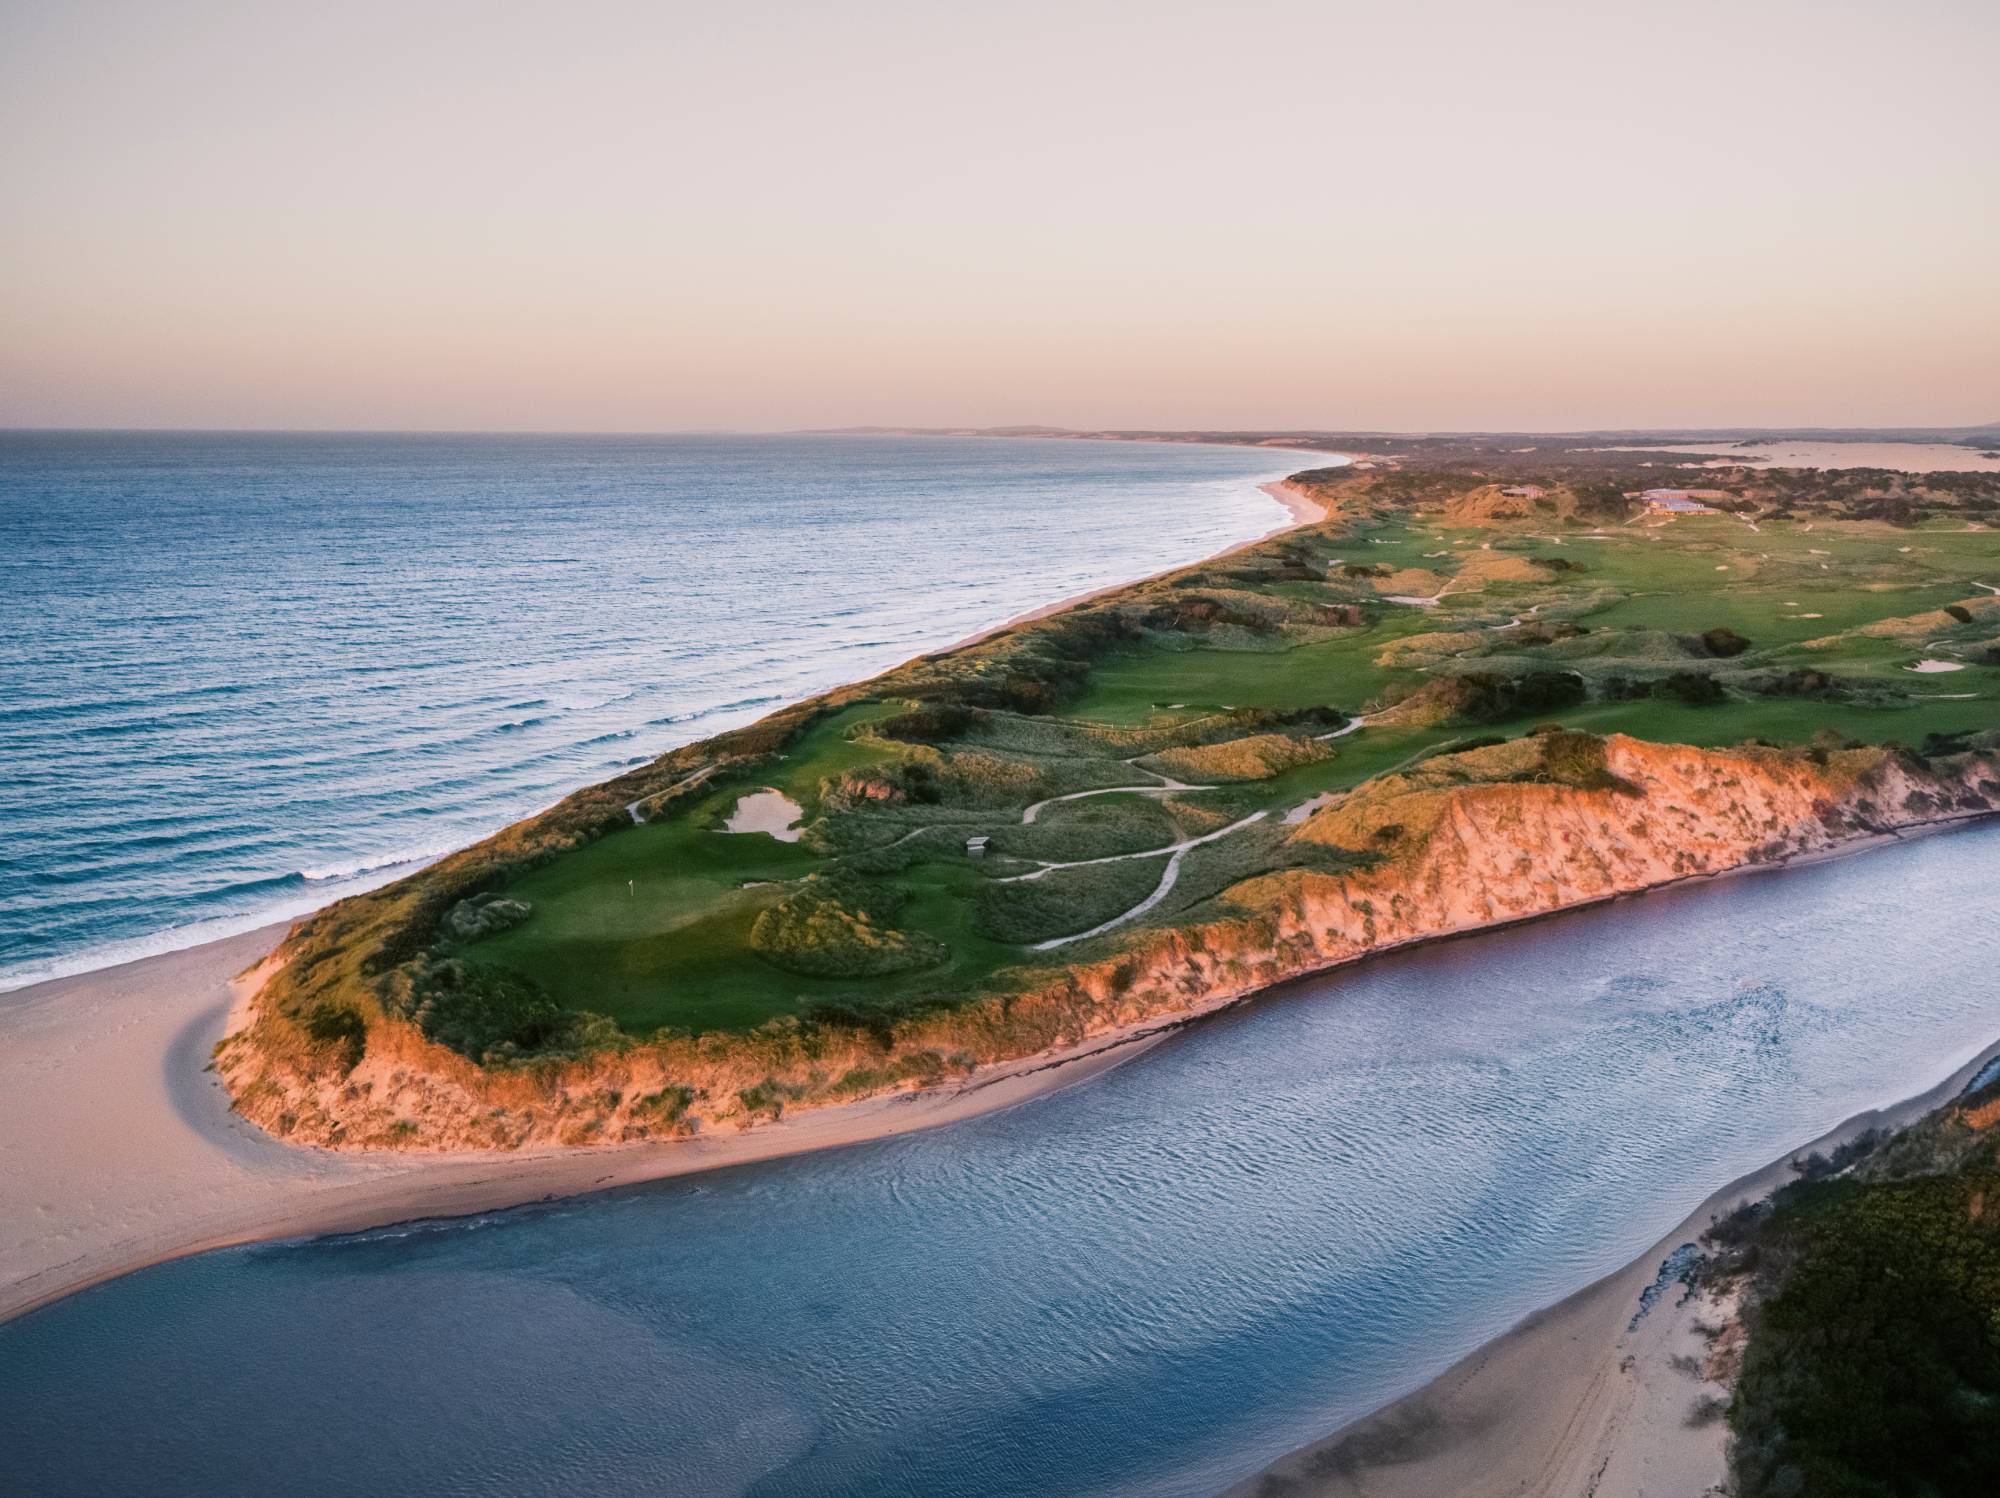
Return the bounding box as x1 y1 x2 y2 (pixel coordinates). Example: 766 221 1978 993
750 873 949 978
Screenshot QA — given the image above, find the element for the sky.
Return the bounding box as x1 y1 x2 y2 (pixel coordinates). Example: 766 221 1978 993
2 0 1995 433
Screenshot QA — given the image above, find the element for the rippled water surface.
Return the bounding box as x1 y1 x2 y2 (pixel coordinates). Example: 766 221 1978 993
0 431 1299 988
4 826 1998 1497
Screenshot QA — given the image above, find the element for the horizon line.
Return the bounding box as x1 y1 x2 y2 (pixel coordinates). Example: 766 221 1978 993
3 421 1997 441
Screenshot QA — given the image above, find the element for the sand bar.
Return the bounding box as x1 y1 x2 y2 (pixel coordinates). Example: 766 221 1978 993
0 921 1205 1324
1605 441 2000 474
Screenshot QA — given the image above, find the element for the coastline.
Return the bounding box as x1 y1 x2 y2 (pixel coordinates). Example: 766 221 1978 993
1228 1030 2000 1498
940 471 1336 653
5 800 1992 1326
0 462 1343 1325
5 448 1993 1389
0 440 1331 1003
0 920 1188 1325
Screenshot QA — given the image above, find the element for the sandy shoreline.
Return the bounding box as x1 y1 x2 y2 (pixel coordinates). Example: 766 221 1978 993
3 447 1989 1486
1231 1034 2000 1498
0 922 1197 1324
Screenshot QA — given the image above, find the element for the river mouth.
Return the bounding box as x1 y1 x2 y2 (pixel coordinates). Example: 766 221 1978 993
4 823 1999 1498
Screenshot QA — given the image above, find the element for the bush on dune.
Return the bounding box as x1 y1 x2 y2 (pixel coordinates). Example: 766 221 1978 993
389 957 620 1065
1600 670 1727 706
1141 731 1331 782
750 873 949 978
1390 669 1588 726
1725 1136 2000 1496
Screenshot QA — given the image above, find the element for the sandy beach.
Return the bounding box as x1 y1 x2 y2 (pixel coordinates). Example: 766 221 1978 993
4 449 1992 1497
0 921 1206 1324
1231 1033 2000 1498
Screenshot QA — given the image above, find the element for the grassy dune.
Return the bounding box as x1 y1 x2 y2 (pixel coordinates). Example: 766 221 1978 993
227 447 2000 1141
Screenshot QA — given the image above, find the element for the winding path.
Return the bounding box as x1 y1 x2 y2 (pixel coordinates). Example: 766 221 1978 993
851 717 1369 947
1026 810 1270 951
627 765 715 824
1019 761 1209 825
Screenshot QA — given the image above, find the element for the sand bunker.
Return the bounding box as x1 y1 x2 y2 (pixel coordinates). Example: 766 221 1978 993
725 788 804 840
1905 659 1966 674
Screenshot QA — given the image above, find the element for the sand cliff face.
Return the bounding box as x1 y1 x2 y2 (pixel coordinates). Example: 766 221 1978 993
1002 738 1991 1033
221 738 2000 1152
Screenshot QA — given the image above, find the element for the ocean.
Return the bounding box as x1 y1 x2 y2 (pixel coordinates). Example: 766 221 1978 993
0 431 1309 991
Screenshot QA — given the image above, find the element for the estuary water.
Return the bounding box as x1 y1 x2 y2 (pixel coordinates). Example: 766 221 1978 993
3 823 1998 1497
0 432 1303 990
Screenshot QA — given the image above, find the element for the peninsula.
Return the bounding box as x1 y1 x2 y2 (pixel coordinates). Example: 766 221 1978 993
219 437 2000 1153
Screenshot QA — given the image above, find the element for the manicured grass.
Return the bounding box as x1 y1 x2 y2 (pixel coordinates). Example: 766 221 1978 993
1071 632 1402 723
469 805 824 1033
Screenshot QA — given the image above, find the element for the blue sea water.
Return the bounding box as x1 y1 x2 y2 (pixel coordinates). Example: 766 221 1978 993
2 825 1998 1497
0 431 1306 990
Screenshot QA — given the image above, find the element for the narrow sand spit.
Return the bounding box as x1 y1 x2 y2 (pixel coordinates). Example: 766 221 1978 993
0 927 1186 1323
1230 1034 2000 1498
723 787 804 840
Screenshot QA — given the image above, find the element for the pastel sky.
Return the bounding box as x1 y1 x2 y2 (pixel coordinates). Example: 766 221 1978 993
3 0 1995 432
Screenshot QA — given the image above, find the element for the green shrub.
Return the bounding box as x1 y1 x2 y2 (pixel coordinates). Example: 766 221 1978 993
1729 1169 2000 1498
1654 670 1726 706
629 1085 696 1135
1408 669 1588 725
303 1004 367 1072
750 873 949 977
396 958 618 1065
874 704 989 744
1538 730 1639 794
